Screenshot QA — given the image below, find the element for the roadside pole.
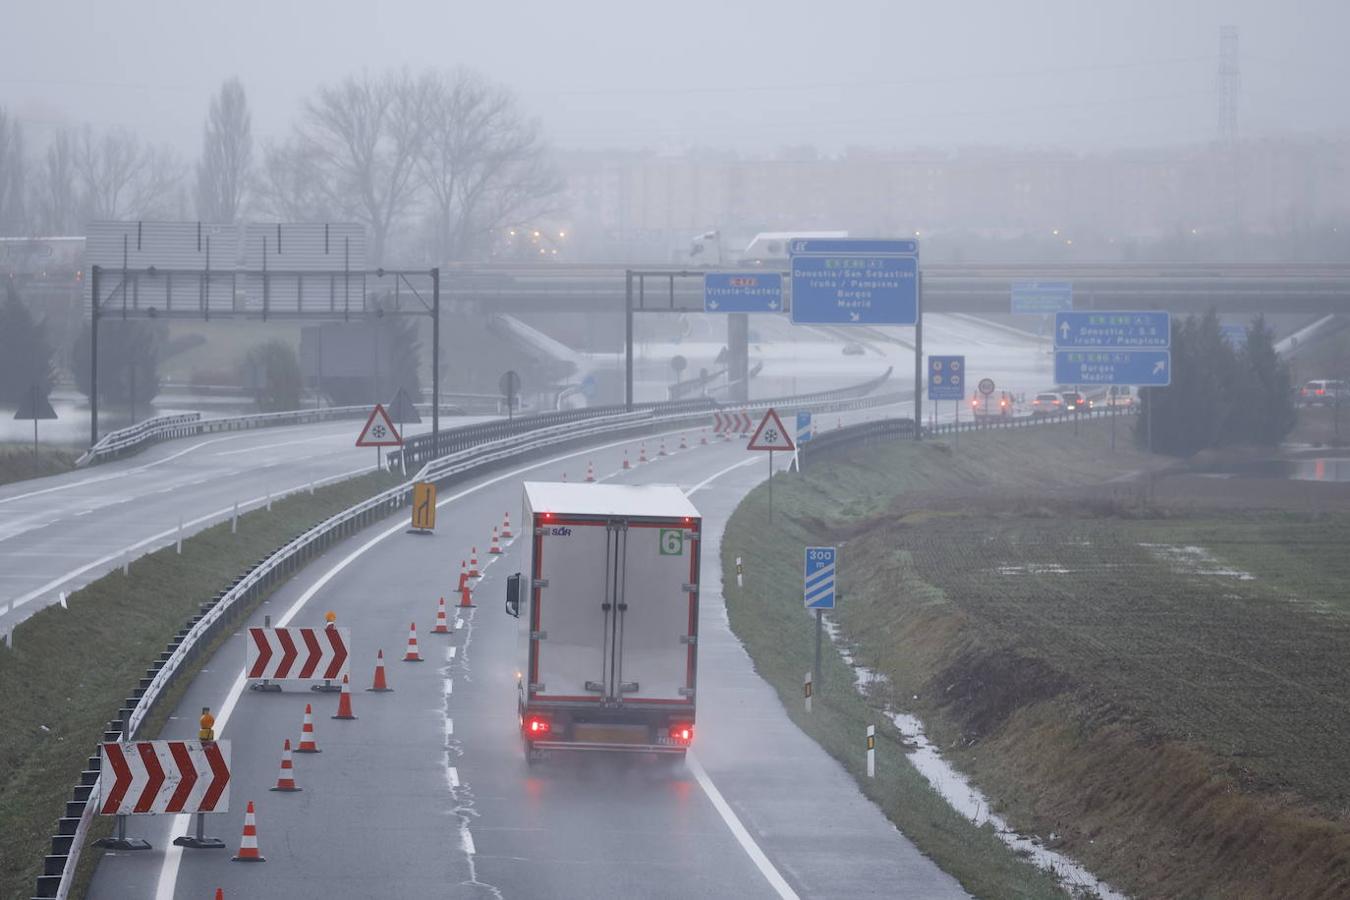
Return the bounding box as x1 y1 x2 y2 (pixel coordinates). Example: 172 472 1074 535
913 272 923 442
813 608 823 688
768 449 773 523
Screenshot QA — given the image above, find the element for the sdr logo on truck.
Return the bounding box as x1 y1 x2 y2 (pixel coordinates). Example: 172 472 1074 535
548 526 572 536
659 529 684 555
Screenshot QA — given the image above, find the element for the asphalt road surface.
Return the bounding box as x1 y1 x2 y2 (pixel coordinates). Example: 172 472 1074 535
0 417 489 633
86 427 968 900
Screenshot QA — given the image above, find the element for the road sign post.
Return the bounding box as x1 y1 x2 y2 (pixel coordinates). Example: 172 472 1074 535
704 273 784 313
748 408 795 521
14 386 57 477
805 546 836 688
356 402 403 470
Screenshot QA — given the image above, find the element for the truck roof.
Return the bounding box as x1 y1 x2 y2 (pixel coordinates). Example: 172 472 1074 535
523 482 700 520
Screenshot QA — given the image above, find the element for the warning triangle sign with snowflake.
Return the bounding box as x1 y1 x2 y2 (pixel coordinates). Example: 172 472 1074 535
355 403 404 447
746 407 795 451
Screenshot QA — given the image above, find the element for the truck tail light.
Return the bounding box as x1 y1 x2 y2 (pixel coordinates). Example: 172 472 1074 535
668 723 694 745
524 715 551 739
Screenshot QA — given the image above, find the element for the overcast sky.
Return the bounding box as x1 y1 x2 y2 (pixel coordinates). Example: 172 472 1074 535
3 0 1348 158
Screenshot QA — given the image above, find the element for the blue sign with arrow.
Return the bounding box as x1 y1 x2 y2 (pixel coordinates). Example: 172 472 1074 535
789 255 918 325
1011 281 1074 314
1055 350 1172 386
928 355 966 401
1054 311 1170 349
804 546 836 610
796 411 813 443
704 272 784 313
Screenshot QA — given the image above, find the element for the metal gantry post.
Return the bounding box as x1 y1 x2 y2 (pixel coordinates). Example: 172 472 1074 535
90 264 101 446
431 267 441 446
913 271 924 441
625 270 634 410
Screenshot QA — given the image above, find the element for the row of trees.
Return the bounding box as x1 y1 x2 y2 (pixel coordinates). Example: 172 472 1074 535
0 68 562 263
1137 311 1297 456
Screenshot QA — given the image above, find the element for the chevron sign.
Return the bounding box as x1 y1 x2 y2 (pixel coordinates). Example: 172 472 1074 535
712 411 752 436
247 626 350 681
99 741 230 816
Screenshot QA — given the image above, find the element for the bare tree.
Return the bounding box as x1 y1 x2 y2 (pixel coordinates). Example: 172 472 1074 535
195 78 252 222
254 138 337 222
32 129 81 234
419 71 562 261
294 70 436 264
0 108 27 234
76 126 183 221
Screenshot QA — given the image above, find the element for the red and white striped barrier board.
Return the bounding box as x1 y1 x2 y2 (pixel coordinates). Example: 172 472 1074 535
246 626 350 681
99 741 230 816
713 411 752 435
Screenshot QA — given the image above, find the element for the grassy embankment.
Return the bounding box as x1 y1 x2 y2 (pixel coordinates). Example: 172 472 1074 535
0 470 401 900
723 419 1350 899
0 443 79 487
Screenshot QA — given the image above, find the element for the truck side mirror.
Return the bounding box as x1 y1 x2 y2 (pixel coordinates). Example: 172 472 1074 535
505 573 521 618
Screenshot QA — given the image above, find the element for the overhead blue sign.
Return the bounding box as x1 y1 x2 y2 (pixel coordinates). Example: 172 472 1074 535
1011 281 1073 315
789 255 918 325
1054 311 1170 349
1055 350 1171 386
796 411 812 443
704 272 783 313
790 238 918 256
1221 323 1246 348
928 355 966 401
804 546 836 610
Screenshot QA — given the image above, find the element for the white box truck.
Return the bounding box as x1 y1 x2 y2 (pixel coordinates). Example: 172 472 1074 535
505 482 702 762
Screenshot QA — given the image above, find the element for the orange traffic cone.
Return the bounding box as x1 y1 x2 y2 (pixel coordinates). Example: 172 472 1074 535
489 527 502 554
501 511 513 539
269 739 301 792
457 560 468 593
622 451 631 470
585 460 595 482
468 549 480 579
679 434 688 450
700 429 708 445
404 622 423 662
457 583 476 608
332 674 357 720
215 890 224 900
639 442 649 463
367 649 392 692
230 801 265 862
658 439 668 456
432 596 451 634
296 703 320 753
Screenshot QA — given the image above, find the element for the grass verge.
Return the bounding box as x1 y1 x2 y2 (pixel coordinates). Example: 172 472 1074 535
722 420 1350 898
0 470 400 900
0 443 79 487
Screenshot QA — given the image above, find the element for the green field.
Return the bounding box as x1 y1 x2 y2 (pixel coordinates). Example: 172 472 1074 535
0 443 79 487
723 421 1350 899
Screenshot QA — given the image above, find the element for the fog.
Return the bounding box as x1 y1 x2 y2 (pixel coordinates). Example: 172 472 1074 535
4 0 1350 157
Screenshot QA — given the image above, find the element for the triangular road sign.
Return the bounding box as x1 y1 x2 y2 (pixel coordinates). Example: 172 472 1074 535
747 408 795 451
356 403 403 447
14 390 58 421
388 386 422 424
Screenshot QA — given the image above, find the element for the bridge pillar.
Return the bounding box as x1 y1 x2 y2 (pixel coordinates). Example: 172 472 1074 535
727 313 749 403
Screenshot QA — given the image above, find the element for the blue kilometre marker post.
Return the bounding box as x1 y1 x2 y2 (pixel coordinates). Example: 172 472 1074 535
805 546 837 687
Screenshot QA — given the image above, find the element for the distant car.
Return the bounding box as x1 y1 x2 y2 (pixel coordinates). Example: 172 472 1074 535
971 390 1016 418
1299 379 1347 407
1031 392 1063 416
1106 386 1135 408
1060 392 1090 413
841 342 865 356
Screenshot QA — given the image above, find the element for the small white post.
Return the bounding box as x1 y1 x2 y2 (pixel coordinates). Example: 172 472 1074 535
266 490 272 512
308 481 315 496
735 556 744 588
122 552 130 576
58 591 67 609
866 725 876 778
231 501 239 534
175 517 183 554
804 671 812 713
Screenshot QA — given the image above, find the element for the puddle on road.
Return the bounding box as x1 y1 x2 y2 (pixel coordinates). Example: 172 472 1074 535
821 617 1126 899
1138 543 1254 580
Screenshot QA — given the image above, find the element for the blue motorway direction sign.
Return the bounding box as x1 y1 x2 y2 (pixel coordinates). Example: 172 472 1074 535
1221 323 1246 348
704 272 783 313
1055 350 1171 386
790 238 918 256
796 411 813 443
804 546 836 610
790 255 918 325
1054 311 1170 349
1011 281 1074 315
927 355 966 401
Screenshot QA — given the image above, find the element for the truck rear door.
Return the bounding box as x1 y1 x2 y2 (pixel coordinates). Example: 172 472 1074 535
531 518 612 702
615 521 699 704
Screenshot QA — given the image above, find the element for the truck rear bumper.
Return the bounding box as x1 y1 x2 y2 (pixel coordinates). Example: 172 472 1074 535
528 740 686 755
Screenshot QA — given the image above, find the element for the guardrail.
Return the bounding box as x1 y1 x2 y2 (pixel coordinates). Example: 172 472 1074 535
34 371 901 900
801 406 1137 465
76 406 377 467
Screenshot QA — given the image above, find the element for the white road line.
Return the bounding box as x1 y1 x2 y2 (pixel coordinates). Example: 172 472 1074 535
687 752 800 900
448 766 460 788
212 434 347 456
444 678 454 695
153 427 704 900
445 718 454 736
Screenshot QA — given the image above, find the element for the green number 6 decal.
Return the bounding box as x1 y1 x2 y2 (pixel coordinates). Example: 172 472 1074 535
659 528 684 556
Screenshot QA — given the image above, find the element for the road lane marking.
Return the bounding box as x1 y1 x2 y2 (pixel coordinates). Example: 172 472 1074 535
153 427 709 899
687 752 800 900
213 433 349 457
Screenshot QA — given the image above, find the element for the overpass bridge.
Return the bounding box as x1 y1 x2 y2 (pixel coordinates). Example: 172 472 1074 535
443 262 1350 315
